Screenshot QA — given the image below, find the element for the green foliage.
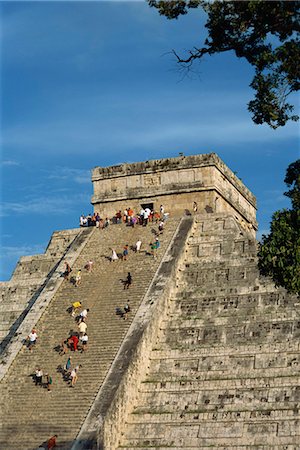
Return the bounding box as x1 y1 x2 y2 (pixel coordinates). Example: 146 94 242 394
148 0 203 19
284 159 300 209
258 160 300 295
148 0 300 128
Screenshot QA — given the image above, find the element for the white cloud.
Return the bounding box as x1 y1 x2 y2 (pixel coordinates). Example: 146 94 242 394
2 109 298 158
1 192 90 217
259 189 290 207
46 167 91 184
0 243 48 280
1 160 20 166
1 244 46 260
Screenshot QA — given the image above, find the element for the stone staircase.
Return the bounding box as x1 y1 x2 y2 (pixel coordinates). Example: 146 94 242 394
116 214 300 449
0 229 80 346
0 218 180 450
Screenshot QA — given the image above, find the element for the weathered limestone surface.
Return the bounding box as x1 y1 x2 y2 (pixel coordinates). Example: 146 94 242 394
0 217 182 450
74 217 193 450
0 227 92 376
0 229 80 344
113 214 300 449
91 154 257 232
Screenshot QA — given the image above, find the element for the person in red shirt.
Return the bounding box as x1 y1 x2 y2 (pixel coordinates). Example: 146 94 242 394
47 434 57 449
68 335 79 352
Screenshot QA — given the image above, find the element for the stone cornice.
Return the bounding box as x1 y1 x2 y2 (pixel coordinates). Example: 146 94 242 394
91 153 256 208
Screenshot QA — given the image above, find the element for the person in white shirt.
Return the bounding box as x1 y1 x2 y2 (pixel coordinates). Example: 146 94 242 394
79 308 89 323
28 329 38 352
111 249 118 262
135 239 142 253
80 333 88 352
143 209 149 226
139 208 145 225
70 364 82 387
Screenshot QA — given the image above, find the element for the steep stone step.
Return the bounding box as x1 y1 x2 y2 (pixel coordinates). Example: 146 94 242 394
119 420 300 448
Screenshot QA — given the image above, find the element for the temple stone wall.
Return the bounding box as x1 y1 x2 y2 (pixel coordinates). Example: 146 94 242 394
91 153 257 232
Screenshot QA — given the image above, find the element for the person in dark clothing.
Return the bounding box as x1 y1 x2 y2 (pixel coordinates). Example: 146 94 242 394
116 304 131 320
124 303 130 314
116 307 125 319
124 272 132 289
35 368 43 386
45 373 52 392
63 261 72 280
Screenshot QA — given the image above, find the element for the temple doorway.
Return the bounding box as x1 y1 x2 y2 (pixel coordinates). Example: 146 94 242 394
141 202 154 211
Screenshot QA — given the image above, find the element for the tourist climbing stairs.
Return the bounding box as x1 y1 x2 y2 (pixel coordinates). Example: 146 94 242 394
0 217 180 450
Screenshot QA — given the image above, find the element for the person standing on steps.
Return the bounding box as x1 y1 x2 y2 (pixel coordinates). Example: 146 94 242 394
143 207 150 226
193 201 198 213
150 238 160 259
123 244 129 261
75 269 82 287
63 261 72 280
45 373 52 392
70 364 82 387
111 248 118 262
160 204 164 219
123 208 128 223
71 301 82 317
35 368 43 386
78 320 87 337
85 260 93 272
135 239 142 253
80 333 88 352
116 307 126 320
27 328 38 352
65 356 72 374
95 212 100 228
70 368 77 387
151 237 160 259
78 308 89 323
124 272 132 289
124 303 131 319
158 220 164 234
59 339 69 355
155 237 160 250
68 334 79 352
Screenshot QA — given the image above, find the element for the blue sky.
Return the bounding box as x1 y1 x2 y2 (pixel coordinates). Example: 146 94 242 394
1 1 299 281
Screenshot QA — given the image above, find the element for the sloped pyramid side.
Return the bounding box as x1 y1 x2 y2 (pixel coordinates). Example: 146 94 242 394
0 228 82 348
117 214 300 449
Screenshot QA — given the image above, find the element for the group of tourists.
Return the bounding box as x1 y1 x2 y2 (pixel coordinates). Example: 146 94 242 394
34 368 52 392
79 213 110 229
25 203 169 449
79 204 168 229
